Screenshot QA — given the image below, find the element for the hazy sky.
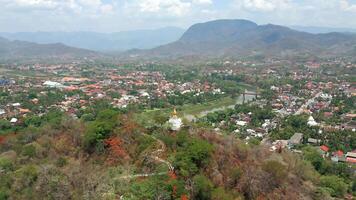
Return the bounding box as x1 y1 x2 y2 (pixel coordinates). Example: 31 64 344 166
1 0 356 32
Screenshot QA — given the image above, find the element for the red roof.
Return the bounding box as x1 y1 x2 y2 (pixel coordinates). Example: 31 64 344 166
346 157 356 163
333 150 344 157
324 112 333 118
320 145 329 152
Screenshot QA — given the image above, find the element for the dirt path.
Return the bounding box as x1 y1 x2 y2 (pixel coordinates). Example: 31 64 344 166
117 133 173 180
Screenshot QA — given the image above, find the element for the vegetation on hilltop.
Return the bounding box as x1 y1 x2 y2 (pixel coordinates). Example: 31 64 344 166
1 104 354 199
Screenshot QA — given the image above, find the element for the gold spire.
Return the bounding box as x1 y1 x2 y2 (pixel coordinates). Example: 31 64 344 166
172 108 177 116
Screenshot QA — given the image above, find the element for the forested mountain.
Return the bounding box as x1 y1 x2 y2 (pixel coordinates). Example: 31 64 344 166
127 19 356 58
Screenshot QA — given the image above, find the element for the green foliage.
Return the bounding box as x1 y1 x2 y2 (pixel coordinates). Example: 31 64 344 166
193 174 213 200
319 175 348 197
128 176 172 200
56 157 67 167
0 120 11 130
83 109 120 152
14 165 39 188
262 160 287 185
80 113 95 122
0 157 13 172
303 146 326 173
211 187 235 200
174 136 214 177
96 109 119 123
24 115 42 127
271 115 315 140
83 121 114 151
21 145 36 158
0 190 9 200
42 109 64 128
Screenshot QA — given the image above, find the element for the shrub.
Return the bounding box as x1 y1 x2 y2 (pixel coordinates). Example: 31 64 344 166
319 175 348 197
56 157 67 167
21 145 36 158
0 190 9 200
212 187 235 200
262 160 287 185
193 175 213 200
0 157 13 172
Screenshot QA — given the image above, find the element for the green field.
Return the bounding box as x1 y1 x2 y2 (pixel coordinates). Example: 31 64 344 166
139 96 236 121
180 97 235 116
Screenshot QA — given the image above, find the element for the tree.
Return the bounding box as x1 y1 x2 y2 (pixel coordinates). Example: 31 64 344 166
104 137 127 164
83 121 115 152
262 160 287 186
211 187 235 200
0 120 11 130
319 175 348 197
193 175 213 200
174 138 214 177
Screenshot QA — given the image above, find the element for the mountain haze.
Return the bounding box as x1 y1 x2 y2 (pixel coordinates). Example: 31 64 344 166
128 19 356 59
291 26 356 34
0 27 185 52
0 37 98 60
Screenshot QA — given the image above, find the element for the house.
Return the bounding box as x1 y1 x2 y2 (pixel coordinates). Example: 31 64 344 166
345 152 356 164
236 120 247 126
323 112 333 118
319 145 329 158
307 138 320 145
288 133 303 148
331 150 345 162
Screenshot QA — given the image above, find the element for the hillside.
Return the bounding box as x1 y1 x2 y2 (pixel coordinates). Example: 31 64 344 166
127 19 356 59
0 108 339 199
0 27 185 52
0 37 98 61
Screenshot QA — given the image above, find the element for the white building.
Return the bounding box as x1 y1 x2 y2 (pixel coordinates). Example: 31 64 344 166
0 109 6 115
43 81 64 89
168 109 183 131
307 116 318 127
10 118 18 123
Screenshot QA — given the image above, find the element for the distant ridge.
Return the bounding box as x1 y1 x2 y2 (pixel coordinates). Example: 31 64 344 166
126 19 356 59
0 27 185 52
0 36 98 60
291 26 356 34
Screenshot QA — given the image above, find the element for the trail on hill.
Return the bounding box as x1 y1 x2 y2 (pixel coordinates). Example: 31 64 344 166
117 133 173 180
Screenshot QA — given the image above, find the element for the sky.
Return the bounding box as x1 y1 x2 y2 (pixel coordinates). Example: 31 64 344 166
1 0 356 32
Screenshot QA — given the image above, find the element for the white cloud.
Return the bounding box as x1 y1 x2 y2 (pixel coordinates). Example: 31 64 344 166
239 0 291 11
192 0 213 5
340 0 356 11
3 0 113 15
100 4 114 14
137 0 191 16
0 0 356 32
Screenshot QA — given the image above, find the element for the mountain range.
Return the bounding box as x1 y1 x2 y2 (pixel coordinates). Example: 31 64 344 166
129 19 356 59
0 36 97 61
1 19 356 61
0 27 185 52
291 26 356 34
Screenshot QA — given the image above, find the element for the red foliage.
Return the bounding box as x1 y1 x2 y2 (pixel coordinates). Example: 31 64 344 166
104 137 127 164
181 195 189 200
172 185 177 197
120 115 143 134
168 171 177 180
0 136 5 144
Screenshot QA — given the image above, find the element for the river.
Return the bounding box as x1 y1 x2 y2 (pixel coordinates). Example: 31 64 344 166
184 90 257 122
